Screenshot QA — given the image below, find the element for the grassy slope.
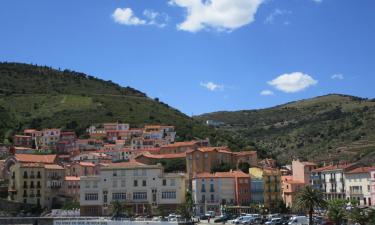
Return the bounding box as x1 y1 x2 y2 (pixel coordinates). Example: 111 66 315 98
0 62 242 149
196 94 375 164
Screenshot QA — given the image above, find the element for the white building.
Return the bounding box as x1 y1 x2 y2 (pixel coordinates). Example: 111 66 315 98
345 167 374 206
80 161 186 216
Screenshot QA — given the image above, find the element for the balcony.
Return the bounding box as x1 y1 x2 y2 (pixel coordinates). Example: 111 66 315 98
350 190 363 195
23 185 28 189
29 194 35 198
30 185 35 189
30 175 35 179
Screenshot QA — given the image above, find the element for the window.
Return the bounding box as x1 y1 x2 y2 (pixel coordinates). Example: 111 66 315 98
170 179 176 186
113 171 117 177
210 183 215 192
162 191 176 199
121 180 126 187
85 193 99 201
163 179 167 186
142 180 147 187
112 192 126 201
201 184 206 192
134 180 138 187
133 192 147 200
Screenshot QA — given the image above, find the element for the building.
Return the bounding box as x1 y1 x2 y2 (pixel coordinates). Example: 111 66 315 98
192 171 251 215
186 147 257 178
80 161 186 216
67 161 99 177
344 166 374 206
63 176 80 201
370 168 375 207
281 160 317 208
134 152 186 166
13 135 33 147
311 163 359 200
8 162 65 209
249 167 281 211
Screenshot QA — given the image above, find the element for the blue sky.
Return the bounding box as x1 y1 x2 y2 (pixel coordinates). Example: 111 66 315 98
0 0 374 115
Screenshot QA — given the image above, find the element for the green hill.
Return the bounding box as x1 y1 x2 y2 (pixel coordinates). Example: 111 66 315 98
196 94 375 164
0 62 241 148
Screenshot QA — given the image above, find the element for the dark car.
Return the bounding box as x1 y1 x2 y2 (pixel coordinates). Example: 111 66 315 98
214 214 231 223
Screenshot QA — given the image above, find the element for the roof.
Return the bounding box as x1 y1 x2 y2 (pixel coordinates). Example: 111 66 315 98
65 176 80 181
312 163 356 173
232 151 257 156
194 170 249 179
24 129 37 133
161 141 197 148
136 152 186 159
346 166 375 174
20 163 45 168
187 146 231 154
15 154 57 164
103 161 157 169
44 164 64 170
78 162 96 167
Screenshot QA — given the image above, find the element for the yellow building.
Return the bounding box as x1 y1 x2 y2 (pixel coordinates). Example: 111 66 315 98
249 167 282 211
8 162 65 208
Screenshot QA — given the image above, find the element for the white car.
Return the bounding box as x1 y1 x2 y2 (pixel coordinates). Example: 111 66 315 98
241 216 256 225
232 216 244 224
288 216 308 225
265 218 282 225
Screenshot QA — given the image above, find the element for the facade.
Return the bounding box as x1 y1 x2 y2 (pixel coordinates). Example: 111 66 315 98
311 163 359 200
344 167 374 206
282 160 317 208
192 171 251 215
80 161 186 216
370 169 375 207
8 162 64 209
186 147 257 178
63 176 80 201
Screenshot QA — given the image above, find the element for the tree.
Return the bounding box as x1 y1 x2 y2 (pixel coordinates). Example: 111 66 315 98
348 207 375 225
294 186 326 225
111 201 124 217
327 199 347 225
177 191 193 220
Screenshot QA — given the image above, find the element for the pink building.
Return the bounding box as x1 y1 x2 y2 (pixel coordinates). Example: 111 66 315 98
63 176 80 201
370 169 375 207
282 160 317 208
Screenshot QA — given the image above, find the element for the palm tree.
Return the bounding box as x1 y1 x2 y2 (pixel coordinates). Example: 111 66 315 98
294 186 326 225
111 201 123 218
327 199 347 225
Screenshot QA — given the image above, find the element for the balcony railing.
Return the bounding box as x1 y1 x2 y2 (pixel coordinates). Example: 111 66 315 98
329 179 335 183
30 175 35 179
30 185 35 189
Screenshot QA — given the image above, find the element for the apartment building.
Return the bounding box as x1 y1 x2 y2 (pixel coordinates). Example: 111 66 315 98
249 167 282 211
370 168 375 207
282 160 317 208
311 163 359 200
192 171 251 215
344 166 374 206
8 161 65 208
80 161 186 216
186 147 257 178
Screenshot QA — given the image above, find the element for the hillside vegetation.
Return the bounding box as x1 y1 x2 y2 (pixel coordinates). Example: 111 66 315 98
196 94 375 164
0 62 244 150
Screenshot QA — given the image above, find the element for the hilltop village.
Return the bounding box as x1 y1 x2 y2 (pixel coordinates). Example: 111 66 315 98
0 122 374 217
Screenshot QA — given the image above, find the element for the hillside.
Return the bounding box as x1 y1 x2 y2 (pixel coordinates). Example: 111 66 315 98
196 94 375 164
0 62 242 149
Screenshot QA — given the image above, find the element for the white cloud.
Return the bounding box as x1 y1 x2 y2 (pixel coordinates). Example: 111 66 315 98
143 9 169 28
264 9 291 24
169 0 264 32
268 72 318 93
200 81 224 91
112 8 146 25
260 90 274 96
331 74 344 80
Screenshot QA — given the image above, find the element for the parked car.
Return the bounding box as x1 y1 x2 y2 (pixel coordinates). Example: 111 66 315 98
241 216 256 225
232 216 244 224
200 214 209 220
265 218 282 225
288 216 308 225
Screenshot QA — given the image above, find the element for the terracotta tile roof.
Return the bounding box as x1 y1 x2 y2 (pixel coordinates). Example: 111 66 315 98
44 164 64 170
194 170 249 179
232 151 257 156
79 162 96 167
65 176 80 181
137 152 186 159
15 154 57 164
312 163 356 172
346 166 375 174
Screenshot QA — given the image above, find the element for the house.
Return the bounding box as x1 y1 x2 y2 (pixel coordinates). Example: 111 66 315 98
192 171 250 215
63 176 80 201
281 160 317 208
249 167 282 211
311 163 359 200
344 166 374 206
79 161 186 216
8 162 65 208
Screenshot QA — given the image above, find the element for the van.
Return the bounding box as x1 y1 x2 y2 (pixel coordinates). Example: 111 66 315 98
288 216 309 225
